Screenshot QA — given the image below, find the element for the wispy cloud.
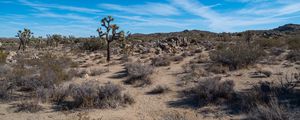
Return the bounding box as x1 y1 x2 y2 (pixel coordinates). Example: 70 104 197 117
19 0 102 14
170 0 298 32
99 2 180 16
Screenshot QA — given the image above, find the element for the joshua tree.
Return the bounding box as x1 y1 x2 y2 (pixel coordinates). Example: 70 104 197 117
16 28 33 51
97 16 121 62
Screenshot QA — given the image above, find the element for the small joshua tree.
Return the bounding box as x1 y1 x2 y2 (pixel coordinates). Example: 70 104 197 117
97 16 121 62
16 28 33 51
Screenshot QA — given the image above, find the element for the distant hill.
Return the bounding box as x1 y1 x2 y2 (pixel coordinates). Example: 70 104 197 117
130 24 300 41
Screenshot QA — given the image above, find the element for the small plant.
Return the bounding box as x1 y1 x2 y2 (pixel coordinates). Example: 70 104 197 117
286 50 300 62
148 85 170 94
89 68 108 76
12 101 43 113
151 57 171 67
247 100 289 120
124 63 154 86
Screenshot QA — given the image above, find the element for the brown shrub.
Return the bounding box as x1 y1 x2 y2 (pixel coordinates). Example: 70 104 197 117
151 57 171 67
247 100 289 120
210 44 265 70
124 63 154 86
44 81 134 110
12 101 43 113
286 50 300 62
148 85 170 94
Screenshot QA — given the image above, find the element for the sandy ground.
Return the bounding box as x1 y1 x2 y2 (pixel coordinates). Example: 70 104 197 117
0 49 299 120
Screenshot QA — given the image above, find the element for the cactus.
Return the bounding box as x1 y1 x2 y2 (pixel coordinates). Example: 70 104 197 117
97 16 122 62
16 28 33 51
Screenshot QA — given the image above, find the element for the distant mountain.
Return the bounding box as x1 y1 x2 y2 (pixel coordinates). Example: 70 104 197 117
273 24 300 32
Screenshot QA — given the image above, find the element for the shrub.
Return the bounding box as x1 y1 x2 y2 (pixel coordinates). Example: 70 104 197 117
0 50 8 64
79 38 105 51
254 38 285 48
180 64 209 84
286 50 300 62
170 56 184 62
185 77 235 106
210 44 265 70
151 57 171 67
12 101 43 113
124 63 154 86
45 81 134 110
89 68 108 76
270 47 285 56
247 100 289 120
287 37 300 50
148 85 170 94
0 80 11 101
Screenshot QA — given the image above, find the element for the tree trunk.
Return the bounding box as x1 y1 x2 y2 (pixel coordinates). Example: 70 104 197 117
107 41 110 62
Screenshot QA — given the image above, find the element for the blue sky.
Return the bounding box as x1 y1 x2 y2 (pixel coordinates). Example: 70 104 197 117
0 0 300 37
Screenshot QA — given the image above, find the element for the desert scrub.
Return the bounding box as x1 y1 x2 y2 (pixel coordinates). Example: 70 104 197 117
286 50 300 62
210 44 265 70
151 56 171 67
182 77 235 107
43 81 134 110
148 85 170 94
11 101 43 113
287 36 300 50
0 50 8 64
124 63 154 86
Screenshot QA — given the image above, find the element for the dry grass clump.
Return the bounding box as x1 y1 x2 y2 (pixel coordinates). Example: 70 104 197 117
0 50 8 64
184 77 235 106
180 64 209 84
11 101 43 113
210 44 265 70
286 50 300 62
89 68 109 76
124 63 154 86
170 56 184 62
151 57 171 67
148 85 170 94
247 100 289 120
46 81 134 110
161 113 189 120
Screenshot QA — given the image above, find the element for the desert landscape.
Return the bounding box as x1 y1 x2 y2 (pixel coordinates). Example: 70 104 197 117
1 0 300 120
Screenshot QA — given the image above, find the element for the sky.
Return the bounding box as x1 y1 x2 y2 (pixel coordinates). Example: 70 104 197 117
0 0 300 37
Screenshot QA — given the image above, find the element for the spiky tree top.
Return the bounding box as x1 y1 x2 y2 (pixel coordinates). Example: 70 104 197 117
16 28 33 41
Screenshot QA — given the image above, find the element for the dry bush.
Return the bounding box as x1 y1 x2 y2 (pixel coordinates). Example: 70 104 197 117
43 81 134 110
185 77 235 106
270 47 285 56
247 100 289 120
0 80 11 101
205 63 228 74
89 68 108 76
0 50 8 64
180 64 209 83
79 38 105 52
170 56 184 62
210 44 265 70
286 50 300 62
287 37 300 50
161 113 189 120
254 38 285 48
124 63 154 86
151 57 171 67
148 85 170 94
12 101 43 113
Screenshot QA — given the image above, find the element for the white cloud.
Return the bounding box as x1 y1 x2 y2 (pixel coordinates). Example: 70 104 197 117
19 0 102 14
100 2 180 16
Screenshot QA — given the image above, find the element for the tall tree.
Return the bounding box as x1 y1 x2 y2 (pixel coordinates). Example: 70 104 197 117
97 16 121 62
